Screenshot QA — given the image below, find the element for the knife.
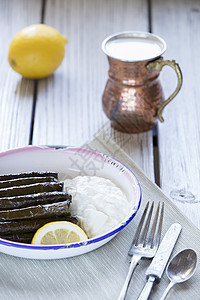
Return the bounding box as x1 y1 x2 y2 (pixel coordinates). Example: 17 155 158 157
137 223 182 300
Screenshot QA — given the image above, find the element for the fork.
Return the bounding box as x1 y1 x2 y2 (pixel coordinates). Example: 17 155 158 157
118 201 164 300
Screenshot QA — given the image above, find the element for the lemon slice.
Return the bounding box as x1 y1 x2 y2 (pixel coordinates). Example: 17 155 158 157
31 221 88 245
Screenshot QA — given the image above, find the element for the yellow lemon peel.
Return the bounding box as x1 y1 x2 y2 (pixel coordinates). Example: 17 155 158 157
8 24 67 79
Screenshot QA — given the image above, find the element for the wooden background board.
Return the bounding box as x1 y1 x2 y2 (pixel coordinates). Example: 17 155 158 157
0 0 42 151
152 0 200 228
32 0 155 180
0 0 200 229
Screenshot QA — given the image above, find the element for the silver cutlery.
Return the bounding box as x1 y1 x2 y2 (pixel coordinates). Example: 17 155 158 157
160 248 197 300
137 223 182 300
118 201 164 300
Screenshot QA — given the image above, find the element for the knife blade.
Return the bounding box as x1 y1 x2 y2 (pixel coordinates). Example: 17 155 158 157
137 223 182 300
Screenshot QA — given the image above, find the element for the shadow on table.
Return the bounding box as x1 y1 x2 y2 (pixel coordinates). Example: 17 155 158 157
15 74 55 99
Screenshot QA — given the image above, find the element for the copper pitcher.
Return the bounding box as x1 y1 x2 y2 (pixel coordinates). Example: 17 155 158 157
102 31 183 133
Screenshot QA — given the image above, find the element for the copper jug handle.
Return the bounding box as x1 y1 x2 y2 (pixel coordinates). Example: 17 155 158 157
147 58 183 122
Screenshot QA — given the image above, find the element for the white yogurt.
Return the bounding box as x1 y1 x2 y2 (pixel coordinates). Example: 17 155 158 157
64 176 131 238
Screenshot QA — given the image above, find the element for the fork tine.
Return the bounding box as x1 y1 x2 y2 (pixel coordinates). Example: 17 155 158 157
147 202 160 248
154 202 164 247
131 202 149 247
120 202 164 300
138 202 154 246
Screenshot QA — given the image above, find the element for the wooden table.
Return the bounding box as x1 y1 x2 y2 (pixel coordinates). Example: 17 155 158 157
1 0 200 231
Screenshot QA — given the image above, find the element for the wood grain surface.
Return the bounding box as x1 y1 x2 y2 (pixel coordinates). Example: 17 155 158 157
0 0 42 151
32 0 155 180
0 0 200 298
152 0 200 227
0 1 199 227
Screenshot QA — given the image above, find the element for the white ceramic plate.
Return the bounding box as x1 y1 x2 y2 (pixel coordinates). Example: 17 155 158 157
0 146 141 259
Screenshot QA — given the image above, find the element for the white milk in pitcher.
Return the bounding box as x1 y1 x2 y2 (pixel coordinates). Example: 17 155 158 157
102 32 166 62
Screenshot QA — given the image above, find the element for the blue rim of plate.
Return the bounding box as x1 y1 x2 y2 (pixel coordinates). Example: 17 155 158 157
0 146 142 251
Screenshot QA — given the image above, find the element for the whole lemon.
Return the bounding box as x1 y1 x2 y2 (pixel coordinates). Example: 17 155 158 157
8 24 67 79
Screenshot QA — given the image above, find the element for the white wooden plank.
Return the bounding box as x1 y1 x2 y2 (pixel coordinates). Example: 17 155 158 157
32 0 154 179
152 0 200 228
103 125 154 180
0 0 42 151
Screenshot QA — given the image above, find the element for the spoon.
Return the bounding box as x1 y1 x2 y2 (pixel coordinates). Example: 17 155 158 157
160 249 197 300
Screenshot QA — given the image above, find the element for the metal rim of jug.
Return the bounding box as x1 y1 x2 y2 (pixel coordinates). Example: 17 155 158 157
101 30 167 62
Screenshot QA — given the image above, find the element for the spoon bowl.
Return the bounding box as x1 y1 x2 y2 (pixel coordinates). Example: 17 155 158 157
160 249 197 300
